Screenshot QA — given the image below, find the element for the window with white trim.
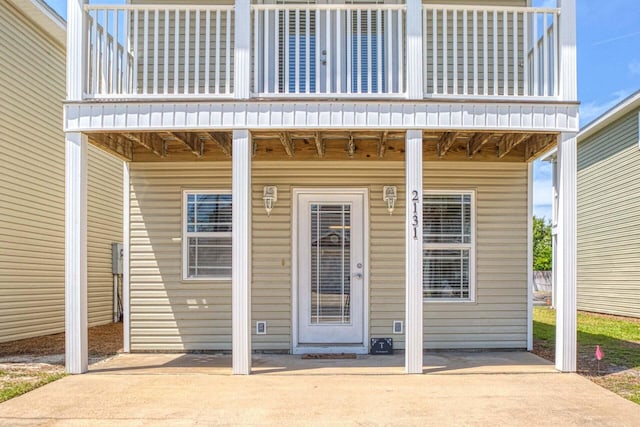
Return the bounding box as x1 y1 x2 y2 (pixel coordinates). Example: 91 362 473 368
423 191 475 301
183 191 232 280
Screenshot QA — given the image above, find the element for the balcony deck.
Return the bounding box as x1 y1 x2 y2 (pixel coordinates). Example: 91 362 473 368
66 2 577 162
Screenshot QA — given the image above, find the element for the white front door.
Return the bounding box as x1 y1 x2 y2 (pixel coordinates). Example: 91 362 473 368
296 190 366 347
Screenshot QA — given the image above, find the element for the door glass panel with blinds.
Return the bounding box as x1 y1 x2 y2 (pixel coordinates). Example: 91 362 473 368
272 0 388 94
297 191 365 346
310 204 351 324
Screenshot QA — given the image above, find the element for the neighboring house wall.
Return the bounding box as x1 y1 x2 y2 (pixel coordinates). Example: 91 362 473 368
0 1 123 342
128 161 527 351
577 109 640 318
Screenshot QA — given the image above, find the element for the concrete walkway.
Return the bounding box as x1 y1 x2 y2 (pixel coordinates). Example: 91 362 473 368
1 352 639 426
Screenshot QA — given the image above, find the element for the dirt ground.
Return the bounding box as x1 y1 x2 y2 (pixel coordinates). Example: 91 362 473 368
0 323 123 402
0 323 123 359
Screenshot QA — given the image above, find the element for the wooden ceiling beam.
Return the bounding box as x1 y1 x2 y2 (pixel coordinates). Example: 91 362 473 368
346 134 356 158
170 132 205 157
313 132 325 158
524 134 558 161
89 134 133 162
437 132 459 158
208 132 232 157
123 133 167 158
467 132 494 159
497 133 530 159
378 130 388 159
279 132 294 157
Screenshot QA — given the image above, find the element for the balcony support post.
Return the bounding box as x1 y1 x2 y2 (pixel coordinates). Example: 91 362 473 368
235 0 251 99
65 0 89 375
232 130 252 374
555 132 577 372
405 129 424 374
65 132 89 374
558 0 577 102
406 0 424 99
67 0 88 101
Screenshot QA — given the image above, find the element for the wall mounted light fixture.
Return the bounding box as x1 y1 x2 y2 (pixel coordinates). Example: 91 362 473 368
263 186 278 216
383 186 397 215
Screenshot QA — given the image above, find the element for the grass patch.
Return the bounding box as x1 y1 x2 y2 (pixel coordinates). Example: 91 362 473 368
533 307 640 369
533 307 640 404
593 374 640 405
0 370 66 403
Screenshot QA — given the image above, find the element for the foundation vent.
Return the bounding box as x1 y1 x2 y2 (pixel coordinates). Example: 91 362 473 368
393 320 403 334
256 321 267 335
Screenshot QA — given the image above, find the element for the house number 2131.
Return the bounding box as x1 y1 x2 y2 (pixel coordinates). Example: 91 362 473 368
411 190 420 240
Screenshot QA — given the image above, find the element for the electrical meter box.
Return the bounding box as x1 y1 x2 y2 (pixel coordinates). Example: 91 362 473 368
111 243 123 275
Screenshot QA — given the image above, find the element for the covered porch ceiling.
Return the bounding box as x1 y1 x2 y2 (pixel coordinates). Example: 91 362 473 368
87 130 558 163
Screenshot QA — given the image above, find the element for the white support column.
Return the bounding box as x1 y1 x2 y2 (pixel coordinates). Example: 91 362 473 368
65 132 88 374
527 163 533 351
551 159 558 309
67 0 87 101
66 0 88 375
555 132 577 372
405 130 423 374
122 162 131 353
232 130 252 375
555 0 577 373
234 0 251 99
558 0 577 103
405 0 423 99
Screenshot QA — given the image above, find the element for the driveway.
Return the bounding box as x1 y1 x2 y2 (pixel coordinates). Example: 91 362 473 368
0 352 638 426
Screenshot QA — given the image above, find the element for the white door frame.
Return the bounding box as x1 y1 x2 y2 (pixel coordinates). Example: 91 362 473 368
292 187 369 354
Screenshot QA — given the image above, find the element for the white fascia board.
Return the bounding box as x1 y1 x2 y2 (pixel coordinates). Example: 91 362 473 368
578 90 640 143
65 101 580 133
8 0 66 48
539 147 557 162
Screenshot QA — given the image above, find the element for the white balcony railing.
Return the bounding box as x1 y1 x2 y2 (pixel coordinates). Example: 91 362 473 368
85 5 235 98
422 5 558 98
252 3 405 97
81 3 560 101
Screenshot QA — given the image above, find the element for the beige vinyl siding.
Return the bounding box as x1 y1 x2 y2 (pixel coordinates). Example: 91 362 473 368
88 148 124 325
129 160 526 351
0 1 123 342
251 162 407 350
423 162 527 348
577 109 640 318
128 163 233 351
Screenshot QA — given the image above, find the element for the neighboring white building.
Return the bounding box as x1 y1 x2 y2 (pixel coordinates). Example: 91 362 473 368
1 0 123 343
62 0 579 374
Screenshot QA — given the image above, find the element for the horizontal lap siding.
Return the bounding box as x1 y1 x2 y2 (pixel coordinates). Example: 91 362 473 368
129 163 233 350
130 160 526 351
423 162 528 349
87 147 124 326
577 110 640 318
252 162 406 350
0 2 123 342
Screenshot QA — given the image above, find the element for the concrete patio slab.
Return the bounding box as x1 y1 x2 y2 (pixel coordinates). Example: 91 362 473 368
0 352 638 426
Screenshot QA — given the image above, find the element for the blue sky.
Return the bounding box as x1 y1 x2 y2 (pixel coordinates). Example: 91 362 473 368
47 0 640 220
532 0 640 219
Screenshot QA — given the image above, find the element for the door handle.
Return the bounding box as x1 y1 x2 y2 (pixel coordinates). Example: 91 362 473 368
353 273 363 280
